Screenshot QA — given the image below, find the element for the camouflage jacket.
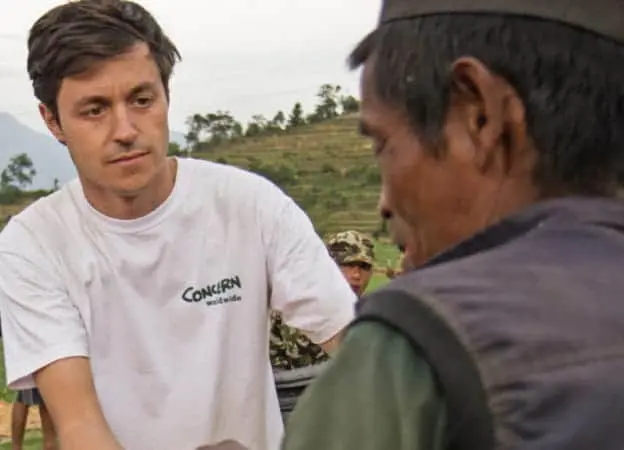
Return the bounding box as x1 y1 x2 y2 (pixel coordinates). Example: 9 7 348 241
269 312 329 370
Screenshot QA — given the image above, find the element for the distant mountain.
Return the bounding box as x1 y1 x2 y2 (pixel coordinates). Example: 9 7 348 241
0 113 75 190
0 113 186 190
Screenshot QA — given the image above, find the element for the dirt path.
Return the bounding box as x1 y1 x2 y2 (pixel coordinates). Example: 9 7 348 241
0 401 41 439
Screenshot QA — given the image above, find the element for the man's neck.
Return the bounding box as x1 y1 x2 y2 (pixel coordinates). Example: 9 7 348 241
81 158 177 220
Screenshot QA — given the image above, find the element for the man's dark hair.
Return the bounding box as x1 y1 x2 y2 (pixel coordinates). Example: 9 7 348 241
27 0 181 118
349 14 624 195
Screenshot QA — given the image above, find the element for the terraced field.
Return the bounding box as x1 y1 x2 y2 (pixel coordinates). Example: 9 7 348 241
193 114 382 236
1 115 382 237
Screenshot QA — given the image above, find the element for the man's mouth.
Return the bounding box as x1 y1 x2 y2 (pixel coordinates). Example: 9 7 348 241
110 151 149 164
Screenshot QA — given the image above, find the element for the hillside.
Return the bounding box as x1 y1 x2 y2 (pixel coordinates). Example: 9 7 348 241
0 114 383 237
193 114 381 235
0 113 76 190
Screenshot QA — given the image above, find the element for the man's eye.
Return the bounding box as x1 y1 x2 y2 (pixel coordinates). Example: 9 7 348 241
82 106 104 117
134 96 154 107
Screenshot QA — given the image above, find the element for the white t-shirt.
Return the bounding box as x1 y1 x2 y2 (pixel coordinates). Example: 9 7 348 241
0 157 357 450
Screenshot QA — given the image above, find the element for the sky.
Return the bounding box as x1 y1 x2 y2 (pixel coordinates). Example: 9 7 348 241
0 0 380 135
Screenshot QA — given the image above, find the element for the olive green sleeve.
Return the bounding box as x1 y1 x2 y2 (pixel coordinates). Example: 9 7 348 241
280 321 448 450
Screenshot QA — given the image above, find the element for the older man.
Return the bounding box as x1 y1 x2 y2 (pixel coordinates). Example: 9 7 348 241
282 1 624 449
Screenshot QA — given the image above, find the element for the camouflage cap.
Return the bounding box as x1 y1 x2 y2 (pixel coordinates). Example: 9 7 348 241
326 230 375 266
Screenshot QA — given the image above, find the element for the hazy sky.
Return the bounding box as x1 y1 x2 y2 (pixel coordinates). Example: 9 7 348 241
0 0 379 136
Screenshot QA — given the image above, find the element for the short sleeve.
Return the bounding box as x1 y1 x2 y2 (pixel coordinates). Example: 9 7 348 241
258 181 357 344
281 321 449 450
0 220 89 389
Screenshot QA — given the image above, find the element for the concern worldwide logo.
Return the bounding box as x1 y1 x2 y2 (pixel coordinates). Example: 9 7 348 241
181 275 243 306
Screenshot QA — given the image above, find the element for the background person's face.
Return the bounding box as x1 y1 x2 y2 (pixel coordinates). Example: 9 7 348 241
339 262 372 296
40 42 170 200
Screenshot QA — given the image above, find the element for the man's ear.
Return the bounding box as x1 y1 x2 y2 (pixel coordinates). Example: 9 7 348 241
38 103 66 146
448 56 510 175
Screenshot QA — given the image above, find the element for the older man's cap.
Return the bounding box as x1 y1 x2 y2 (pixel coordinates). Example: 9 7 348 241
380 0 624 44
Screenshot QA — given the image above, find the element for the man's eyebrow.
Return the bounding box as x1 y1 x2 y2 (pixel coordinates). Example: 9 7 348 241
73 82 158 109
74 95 108 110
128 81 157 96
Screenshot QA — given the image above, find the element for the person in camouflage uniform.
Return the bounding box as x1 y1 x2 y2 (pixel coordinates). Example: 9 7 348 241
325 231 375 297
270 230 375 370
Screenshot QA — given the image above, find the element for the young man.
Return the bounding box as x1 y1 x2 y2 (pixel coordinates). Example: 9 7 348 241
282 1 624 449
270 230 375 370
11 388 57 450
0 2 356 450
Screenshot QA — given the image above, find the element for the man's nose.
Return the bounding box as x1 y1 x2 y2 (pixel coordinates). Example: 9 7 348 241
378 187 392 220
112 106 139 145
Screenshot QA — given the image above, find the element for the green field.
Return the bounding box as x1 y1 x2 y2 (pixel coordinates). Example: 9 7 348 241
0 431 42 450
193 114 382 236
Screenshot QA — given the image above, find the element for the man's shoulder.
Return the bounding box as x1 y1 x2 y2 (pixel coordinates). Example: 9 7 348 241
181 157 288 202
0 181 80 251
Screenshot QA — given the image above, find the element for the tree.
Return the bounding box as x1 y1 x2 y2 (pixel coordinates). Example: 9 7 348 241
184 111 243 151
168 142 184 157
313 84 342 121
1 153 36 190
245 115 269 137
180 82 360 152
340 95 360 114
271 111 286 130
184 113 203 151
288 102 305 128
0 153 36 205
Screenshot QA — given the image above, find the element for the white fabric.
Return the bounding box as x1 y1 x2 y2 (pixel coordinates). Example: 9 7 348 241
0 157 357 450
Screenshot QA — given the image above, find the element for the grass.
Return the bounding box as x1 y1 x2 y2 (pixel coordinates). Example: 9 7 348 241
0 343 11 404
366 273 389 292
0 431 42 449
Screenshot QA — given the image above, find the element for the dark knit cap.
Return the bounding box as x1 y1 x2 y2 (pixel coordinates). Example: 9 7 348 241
378 0 623 44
